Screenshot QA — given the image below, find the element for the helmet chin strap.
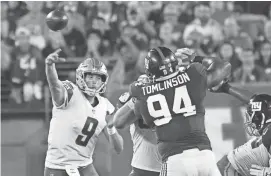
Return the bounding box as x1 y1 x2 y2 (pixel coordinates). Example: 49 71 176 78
83 82 105 96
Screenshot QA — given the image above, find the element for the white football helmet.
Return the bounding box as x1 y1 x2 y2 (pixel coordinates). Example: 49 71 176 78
76 58 108 96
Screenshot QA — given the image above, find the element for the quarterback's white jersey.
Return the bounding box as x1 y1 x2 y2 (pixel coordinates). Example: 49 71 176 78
130 119 162 172
227 137 270 176
45 81 115 169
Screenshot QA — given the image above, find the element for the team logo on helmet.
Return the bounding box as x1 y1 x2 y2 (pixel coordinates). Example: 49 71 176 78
251 102 262 111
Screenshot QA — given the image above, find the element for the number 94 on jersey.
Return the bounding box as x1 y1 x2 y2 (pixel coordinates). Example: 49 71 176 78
146 86 196 126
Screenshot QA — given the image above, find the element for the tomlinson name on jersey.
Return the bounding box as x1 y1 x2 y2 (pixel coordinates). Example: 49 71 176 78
142 72 190 95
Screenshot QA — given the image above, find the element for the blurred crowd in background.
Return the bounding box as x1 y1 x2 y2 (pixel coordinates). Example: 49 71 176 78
1 1 271 106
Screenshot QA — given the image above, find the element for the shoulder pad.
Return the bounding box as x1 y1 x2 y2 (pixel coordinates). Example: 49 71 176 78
62 80 74 90
62 80 74 104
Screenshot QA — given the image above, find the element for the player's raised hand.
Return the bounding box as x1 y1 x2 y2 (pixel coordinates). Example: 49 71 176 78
45 49 66 65
175 48 196 62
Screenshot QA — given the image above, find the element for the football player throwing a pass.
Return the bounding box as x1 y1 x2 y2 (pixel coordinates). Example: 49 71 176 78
120 47 231 176
44 49 123 176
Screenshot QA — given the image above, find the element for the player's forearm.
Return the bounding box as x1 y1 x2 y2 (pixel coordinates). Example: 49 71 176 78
225 83 255 104
194 56 231 88
113 103 137 129
46 64 65 105
108 130 124 154
46 63 60 86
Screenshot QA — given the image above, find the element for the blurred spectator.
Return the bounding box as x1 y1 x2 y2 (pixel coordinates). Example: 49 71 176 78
10 27 44 104
107 39 141 92
159 22 178 51
210 1 231 25
183 2 223 55
61 12 87 57
223 17 254 53
255 41 271 80
177 2 195 25
216 42 242 80
61 1 86 35
42 30 69 59
1 41 12 79
139 1 164 25
232 48 269 84
42 1 59 14
264 21 271 43
86 30 116 66
1 2 17 46
113 2 129 23
218 42 242 78
6 1 28 22
268 4 271 20
86 2 121 46
17 2 48 50
149 37 163 49
123 2 157 40
120 23 149 51
231 4 267 41
160 2 185 48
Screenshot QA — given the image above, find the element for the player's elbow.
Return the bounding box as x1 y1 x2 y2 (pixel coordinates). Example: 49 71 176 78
115 144 124 154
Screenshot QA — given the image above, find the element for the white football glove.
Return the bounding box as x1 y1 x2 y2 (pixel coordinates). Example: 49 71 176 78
250 165 271 176
175 48 196 64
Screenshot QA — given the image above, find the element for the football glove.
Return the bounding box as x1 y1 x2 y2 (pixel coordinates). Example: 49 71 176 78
250 165 271 176
209 79 230 93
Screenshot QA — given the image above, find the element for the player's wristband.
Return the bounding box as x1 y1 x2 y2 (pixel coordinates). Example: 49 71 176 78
126 98 135 110
107 127 117 135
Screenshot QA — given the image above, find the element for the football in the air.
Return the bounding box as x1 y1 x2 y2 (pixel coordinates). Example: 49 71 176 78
46 10 68 31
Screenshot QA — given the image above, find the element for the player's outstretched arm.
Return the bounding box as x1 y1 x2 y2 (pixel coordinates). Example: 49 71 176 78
104 115 124 154
113 98 139 129
175 48 231 88
194 56 231 89
45 49 66 106
211 81 255 104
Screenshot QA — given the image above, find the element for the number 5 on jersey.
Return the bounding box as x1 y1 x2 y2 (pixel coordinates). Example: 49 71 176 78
147 86 196 126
